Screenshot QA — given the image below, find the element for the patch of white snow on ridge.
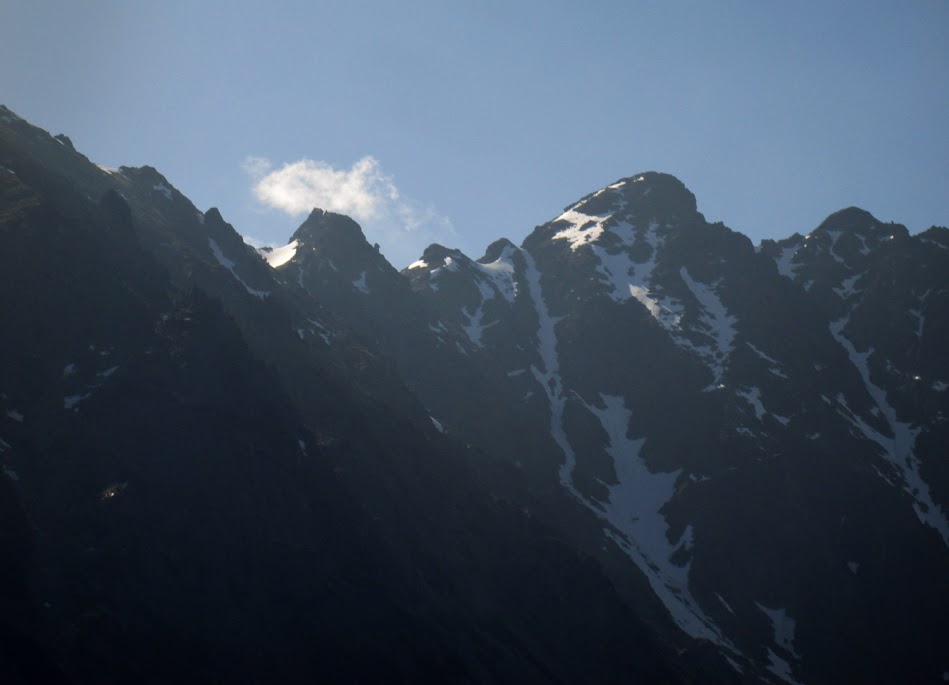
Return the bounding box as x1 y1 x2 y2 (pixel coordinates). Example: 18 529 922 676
774 244 801 280
430 416 445 433
474 245 518 303
64 393 92 410
756 603 799 657
5 410 24 423
830 314 949 545
521 249 575 491
460 271 504 347
833 273 863 300
593 221 686 331
908 289 931 340
552 209 611 250
427 256 461 284
825 229 846 265
407 259 428 270
746 342 779 365
353 270 369 295
259 240 299 268
441 256 459 271
766 648 803 685
153 182 172 200
679 268 737 386
352 271 370 294
306 318 334 345
587 394 728 645
736 387 766 421
208 238 270 299
848 561 859 574
581 223 738 386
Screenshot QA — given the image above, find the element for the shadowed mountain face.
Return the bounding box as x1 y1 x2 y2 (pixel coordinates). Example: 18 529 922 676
2 105 947 683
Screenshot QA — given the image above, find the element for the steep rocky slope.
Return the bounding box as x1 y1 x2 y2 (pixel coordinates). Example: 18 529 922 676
1 106 713 684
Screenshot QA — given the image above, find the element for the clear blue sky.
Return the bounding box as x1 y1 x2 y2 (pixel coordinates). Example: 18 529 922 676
2 0 947 267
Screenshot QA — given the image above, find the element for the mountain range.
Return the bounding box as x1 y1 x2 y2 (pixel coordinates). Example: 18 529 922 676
1 104 946 684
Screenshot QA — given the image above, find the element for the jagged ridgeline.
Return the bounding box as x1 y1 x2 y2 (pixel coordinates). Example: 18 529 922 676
1 105 947 684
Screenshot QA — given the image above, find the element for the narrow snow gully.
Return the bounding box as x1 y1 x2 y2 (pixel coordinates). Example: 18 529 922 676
519 246 738 658
830 313 949 546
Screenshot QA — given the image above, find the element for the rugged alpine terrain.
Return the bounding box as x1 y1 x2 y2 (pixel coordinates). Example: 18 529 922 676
1 105 947 683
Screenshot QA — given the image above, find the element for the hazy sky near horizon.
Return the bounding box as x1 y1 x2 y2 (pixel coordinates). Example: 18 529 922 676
2 0 947 267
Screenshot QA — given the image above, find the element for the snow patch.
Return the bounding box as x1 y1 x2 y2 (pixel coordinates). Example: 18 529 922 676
208 238 270 299
833 273 863 300
352 270 370 294
552 209 610 250
5 409 24 423
679 268 737 386
153 182 172 200
474 245 518 303
461 276 502 346
64 393 92 410
522 245 734 652
773 244 801 279
830 314 949 545
737 386 766 421
430 416 445 433
407 259 428 270
589 395 730 645
825 230 846 265
747 342 780 365
258 240 299 268
306 318 334 345
590 221 686 333
756 603 799 657
766 648 803 685
848 561 859 574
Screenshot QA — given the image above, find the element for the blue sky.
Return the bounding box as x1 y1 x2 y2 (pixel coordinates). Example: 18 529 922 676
2 1 947 267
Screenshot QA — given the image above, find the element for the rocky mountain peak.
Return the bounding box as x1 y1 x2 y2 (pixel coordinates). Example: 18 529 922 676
566 172 698 220
282 207 395 277
479 237 518 263
289 207 381 262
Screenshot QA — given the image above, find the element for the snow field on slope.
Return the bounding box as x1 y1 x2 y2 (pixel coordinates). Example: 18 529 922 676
830 314 949 545
208 238 270 299
521 246 735 652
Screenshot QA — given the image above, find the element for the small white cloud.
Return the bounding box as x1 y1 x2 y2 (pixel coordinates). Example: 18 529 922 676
250 156 395 221
241 234 270 249
244 155 454 267
241 156 273 179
